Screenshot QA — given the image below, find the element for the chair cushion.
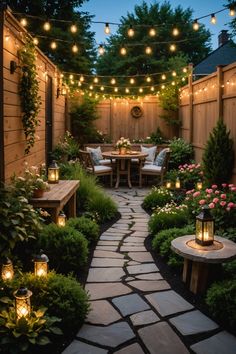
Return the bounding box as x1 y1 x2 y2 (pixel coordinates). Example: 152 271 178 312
86 146 103 165
154 148 168 166
141 164 162 172
141 145 157 163
94 165 112 173
100 159 112 165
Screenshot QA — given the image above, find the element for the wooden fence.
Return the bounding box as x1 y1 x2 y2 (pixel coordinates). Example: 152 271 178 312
0 8 67 181
179 62 236 183
95 96 177 142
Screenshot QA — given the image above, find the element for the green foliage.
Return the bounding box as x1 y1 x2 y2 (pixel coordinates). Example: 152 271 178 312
148 202 188 234
206 280 236 328
149 127 166 145
0 185 42 257
18 40 41 154
143 186 173 210
60 162 117 223
152 225 194 267
51 131 80 162
36 224 88 274
203 119 234 184
166 162 203 190
168 138 194 169
3 271 90 335
8 0 95 73
70 97 101 144
67 216 99 244
0 301 61 354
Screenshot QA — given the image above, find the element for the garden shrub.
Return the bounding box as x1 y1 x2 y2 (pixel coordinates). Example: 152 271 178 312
203 119 234 185
166 163 203 190
206 280 236 328
143 187 173 210
51 131 80 161
168 138 194 170
67 216 99 244
148 202 188 234
4 271 90 335
36 224 88 274
60 162 117 223
152 225 194 267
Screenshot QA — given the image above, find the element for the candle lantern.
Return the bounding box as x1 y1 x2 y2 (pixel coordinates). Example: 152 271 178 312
14 287 32 320
195 206 214 246
1 257 14 281
57 211 66 227
175 177 181 189
48 160 59 183
34 250 49 277
196 180 203 190
166 181 172 189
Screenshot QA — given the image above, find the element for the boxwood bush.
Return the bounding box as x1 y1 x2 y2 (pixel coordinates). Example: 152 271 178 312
36 224 88 275
143 187 173 210
67 216 99 244
168 138 194 170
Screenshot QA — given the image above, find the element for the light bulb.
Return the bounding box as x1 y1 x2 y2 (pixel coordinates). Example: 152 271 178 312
139 88 143 93
120 47 127 55
130 78 135 84
150 86 154 91
70 24 77 33
149 27 156 36
161 74 166 80
127 25 134 37
105 23 110 34
146 76 151 82
171 81 176 86
50 41 57 49
89 85 93 90
69 74 74 80
161 84 165 89
43 21 51 31
89 92 92 97
94 77 99 83
111 78 116 85
125 88 130 93
172 71 177 77
72 44 78 53
100 86 104 91
229 6 235 16
183 67 187 73
170 44 176 52
79 75 84 82
211 14 216 24
60 73 64 78
182 77 186 82
20 18 27 27
172 27 179 36
98 44 105 55
193 19 199 31
33 38 39 45
114 87 118 92
145 46 152 55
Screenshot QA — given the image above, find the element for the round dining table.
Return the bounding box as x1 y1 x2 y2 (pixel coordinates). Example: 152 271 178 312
102 151 148 188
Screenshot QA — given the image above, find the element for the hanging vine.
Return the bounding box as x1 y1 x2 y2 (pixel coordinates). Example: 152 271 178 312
18 39 41 154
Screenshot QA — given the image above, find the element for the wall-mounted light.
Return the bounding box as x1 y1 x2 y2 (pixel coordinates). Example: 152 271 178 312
10 60 20 74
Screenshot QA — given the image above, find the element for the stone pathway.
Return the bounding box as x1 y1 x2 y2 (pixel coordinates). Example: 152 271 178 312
63 188 236 354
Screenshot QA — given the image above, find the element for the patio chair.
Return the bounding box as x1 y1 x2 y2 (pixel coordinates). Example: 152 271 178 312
139 148 171 187
79 150 113 187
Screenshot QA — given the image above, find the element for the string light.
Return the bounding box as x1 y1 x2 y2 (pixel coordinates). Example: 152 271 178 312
72 44 78 53
193 19 199 31
111 78 116 84
100 86 104 91
172 71 177 77
70 24 77 33
114 87 118 92
172 27 179 36
94 77 99 83
183 67 187 73
43 21 51 31
98 44 105 55
127 25 135 37
69 74 74 80
145 46 152 55
210 14 216 24
20 18 27 27
146 76 152 82
105 23 110 34
120 46 127 55
169 44 176 52
89 85 93 90
33 37 39 45
125 88 130 93
161 84 165 89
50 41 57 49
139 88 143 93
171 81 176 85
229 6 236 16
149 27 156 37
130 78 135 84
79 75 84 82
161 74 166 80
4 29 10 42
150 86 155 91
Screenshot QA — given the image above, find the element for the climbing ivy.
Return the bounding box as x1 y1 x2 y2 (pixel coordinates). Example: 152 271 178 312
18 39 41 154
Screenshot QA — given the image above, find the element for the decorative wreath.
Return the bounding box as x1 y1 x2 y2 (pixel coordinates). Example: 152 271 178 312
131 106 143 119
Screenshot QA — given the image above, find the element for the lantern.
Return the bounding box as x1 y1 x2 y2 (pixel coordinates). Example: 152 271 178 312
195 206 214 246
196 180 203 190
48 160 59 183
1 257 14 281
57 211 66 227
175 177 181 189
14 287 32 320
34 251 49 277
166 181 171 189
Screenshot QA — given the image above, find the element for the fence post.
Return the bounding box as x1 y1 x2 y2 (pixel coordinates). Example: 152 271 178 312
216 65 224 121
188 63 193 143
0 4 5 182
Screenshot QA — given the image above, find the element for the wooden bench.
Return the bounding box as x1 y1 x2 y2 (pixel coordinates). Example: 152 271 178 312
30 180 80 223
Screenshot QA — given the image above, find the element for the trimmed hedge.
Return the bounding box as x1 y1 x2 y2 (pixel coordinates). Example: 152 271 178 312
67 216 99 244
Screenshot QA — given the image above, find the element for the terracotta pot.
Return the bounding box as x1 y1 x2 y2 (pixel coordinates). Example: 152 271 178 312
33 189 44 198
119 147 127 155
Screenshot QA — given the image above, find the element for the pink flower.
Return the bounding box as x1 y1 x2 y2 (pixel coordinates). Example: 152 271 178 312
193 191 200 197
209 203 215 209
222 183 227 188
189 169 193 172
226 207 230 212
199 171 204 176
206 194 211 198
199 199 206 205
214 190 220 194
178 165 183 169
221 194 226 199
220 201 226 207
227 202 235 208
230 187 236 192
206 188 213 194
229 184 234 188
213 198 219 203
186 190 193 195
212 184 218 189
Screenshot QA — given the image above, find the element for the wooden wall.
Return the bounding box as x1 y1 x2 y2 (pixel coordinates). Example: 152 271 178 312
179 63 236 183
1 9 66 181
95 96 177 142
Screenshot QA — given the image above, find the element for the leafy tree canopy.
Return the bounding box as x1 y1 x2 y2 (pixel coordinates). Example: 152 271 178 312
6 0 96 73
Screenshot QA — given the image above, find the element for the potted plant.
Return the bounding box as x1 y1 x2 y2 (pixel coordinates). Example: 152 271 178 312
116 137 131 154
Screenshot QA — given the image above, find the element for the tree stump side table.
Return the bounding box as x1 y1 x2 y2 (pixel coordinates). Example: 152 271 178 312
171 235 236 294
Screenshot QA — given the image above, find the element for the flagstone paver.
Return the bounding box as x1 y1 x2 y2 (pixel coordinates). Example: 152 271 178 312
63 188 236 354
